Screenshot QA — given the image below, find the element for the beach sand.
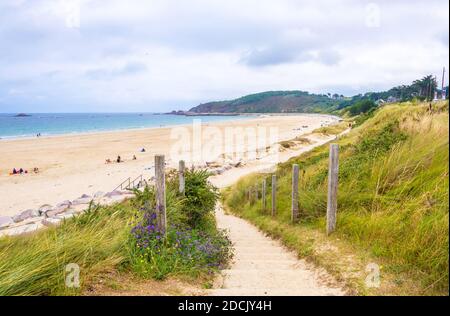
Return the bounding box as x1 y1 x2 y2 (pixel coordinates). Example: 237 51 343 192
0 114 338 216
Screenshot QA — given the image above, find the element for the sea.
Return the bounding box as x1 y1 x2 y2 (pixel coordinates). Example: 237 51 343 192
0 113 247 140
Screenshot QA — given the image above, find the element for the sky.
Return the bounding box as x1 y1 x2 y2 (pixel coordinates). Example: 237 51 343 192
0 0 448 113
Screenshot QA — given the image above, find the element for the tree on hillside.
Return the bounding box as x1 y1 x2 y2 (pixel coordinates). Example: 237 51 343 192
412 75 437 100
348 99 377 116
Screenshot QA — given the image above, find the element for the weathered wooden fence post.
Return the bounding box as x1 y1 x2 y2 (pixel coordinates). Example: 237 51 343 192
250 186 257 205
271 174 277 216
327 144 339 235
179 160 185 195
292 164 299 223
262 179 266 212
155 155 167 235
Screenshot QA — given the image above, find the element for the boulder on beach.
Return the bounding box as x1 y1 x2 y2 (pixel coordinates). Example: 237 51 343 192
56 200 72 208
72 197 93 206
3 222 41 236
104 190 129 198
12 209 40 223
38 204 53 216
0 216 14 229
55 212 75 220
79 194 92 199
93 191 105 198
44 205 70 218
42 217 62 227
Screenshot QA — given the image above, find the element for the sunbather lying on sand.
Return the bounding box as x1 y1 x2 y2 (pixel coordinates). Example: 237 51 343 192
10 168 28 175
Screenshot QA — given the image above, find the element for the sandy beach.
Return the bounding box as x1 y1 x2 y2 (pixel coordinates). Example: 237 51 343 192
0 114 338 216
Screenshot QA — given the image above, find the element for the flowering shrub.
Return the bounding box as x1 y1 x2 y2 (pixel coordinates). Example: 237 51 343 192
128 178 232 280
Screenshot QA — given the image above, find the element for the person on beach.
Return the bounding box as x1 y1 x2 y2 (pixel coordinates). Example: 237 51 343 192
141 148 146 152
133 155 137 160
117 155 122 163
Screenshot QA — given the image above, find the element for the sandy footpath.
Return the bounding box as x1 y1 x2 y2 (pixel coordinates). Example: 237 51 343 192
207 130 349 296
0 114 337 216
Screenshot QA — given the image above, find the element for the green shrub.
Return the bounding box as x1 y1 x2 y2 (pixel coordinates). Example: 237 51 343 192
128 168 231 280
181 169 219 229
348 99 377 115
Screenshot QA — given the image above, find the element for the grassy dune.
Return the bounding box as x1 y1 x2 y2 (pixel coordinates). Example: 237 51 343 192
0 170 231 296
0 203 131 295
223 101 449 295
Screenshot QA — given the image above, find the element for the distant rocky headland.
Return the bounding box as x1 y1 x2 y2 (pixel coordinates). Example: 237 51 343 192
167 110 239 116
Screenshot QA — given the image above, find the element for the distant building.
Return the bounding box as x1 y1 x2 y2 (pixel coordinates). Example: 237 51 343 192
375 99 386 105
386 96 399 103
433 91 439 101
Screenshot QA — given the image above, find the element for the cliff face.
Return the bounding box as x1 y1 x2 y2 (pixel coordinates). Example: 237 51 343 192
189 91 342 113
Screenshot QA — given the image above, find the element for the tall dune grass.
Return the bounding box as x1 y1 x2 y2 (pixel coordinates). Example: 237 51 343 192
224 101 449 294
0 204 131 296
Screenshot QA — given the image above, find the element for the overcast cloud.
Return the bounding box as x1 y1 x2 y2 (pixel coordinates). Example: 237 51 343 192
0 0 448 112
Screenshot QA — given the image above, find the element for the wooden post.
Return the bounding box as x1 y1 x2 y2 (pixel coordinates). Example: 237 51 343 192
291 164 299 223
271 174 277 216
250 186 257 205
179 160 185 195
262 179 266 212
155 155 167 235
327 144 339 235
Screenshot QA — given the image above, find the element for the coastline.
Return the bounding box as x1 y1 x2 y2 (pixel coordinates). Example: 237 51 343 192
0 112 339 142
0 114 340 216
0 113 254 142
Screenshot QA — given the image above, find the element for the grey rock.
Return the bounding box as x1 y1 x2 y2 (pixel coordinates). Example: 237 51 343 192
55 212 75 220
80 194 91 199
93 191 105 198
3 223 41 236
44 206 69 218
42 217 62 227
104 190 124 198
56 200 72 208
38 204 53 216
210 167 225 175
71 205 89 214
12 209 40 223
0 216 14 229
72 197 93 205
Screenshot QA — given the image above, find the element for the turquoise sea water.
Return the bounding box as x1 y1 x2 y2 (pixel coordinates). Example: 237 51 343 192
0 113 247 139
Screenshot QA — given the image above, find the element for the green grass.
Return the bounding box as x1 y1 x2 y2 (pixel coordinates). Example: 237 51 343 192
0 169 232 296
312 121 350 135
0 203 131 295
224 101 449 295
